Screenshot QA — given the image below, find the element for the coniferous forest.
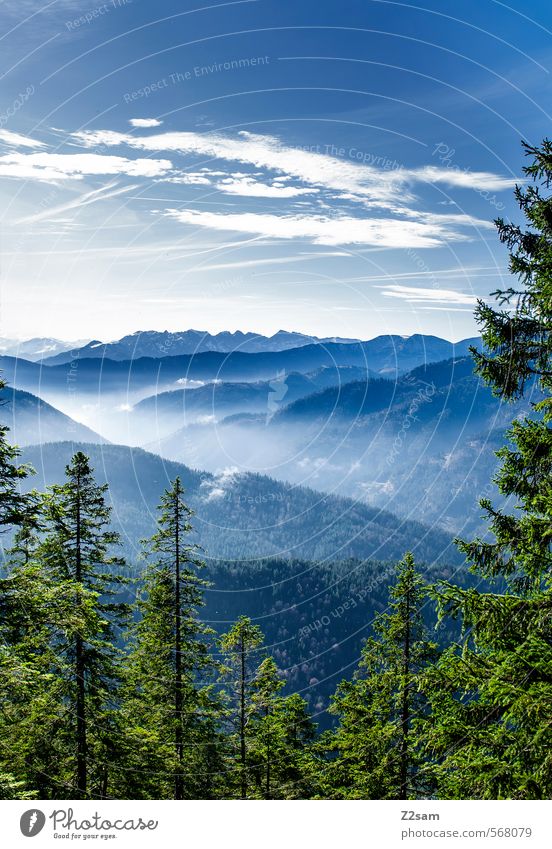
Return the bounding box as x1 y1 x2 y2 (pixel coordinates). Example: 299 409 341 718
1 143 551 801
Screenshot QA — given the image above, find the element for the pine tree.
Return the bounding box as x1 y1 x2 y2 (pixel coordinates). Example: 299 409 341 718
37 452 128 798
0 511 60 798
247 657 284 798
0 394 48 799
119 477 221 800
0 548 72 798
271 692 317 799
324 553 438 799
248 663 316 799
219 616 264 798
0 379 32 532
427 140 552 799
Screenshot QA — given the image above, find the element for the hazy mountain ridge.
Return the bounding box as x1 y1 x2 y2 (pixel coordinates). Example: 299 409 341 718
41 331 480 374
0 337 89 362
271 356 491 424
0 335 481 439
0 387 107 446
149 356 537 536
42 329 363 364
127 367 378 441
19 441 458 566
0 338 514 540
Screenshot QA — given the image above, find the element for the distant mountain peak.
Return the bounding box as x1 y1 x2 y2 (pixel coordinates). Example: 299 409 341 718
40 329 364 364
0 337 91 362
14 329 481 370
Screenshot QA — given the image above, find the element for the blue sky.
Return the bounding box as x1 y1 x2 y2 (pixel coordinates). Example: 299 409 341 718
0 0 551 342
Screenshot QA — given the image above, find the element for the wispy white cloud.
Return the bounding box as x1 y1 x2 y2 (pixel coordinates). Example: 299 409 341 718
199 466 241 501
399 210 494 229
380 284 478 305
175 378 205 388
164 208 483 248
216 175 319 198
72 128 518 203
411 165 518 192
416 306 476 312
166 168 318 197
0 129 45 149
1 125 510 252
0 152 172 181
72 128 406 206
129 118 163 128
168 172 213 185
199 251 348 271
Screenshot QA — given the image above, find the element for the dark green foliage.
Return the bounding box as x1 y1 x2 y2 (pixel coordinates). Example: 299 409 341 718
118 478 223 800
321 554 438 799
427 140 552 800
218 620 316 799
0 451 129 799
219 616 265 798
40 452 129 798
247 659 316 799
0 376 32 531
202 557 466 721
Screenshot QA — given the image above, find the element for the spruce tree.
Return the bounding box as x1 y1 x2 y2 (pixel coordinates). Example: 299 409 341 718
0 456 125 800
0 393 45 799
271 692 317 799
37 452 128 798
248 662 316 799
0 498 63 799
247 657 284 798
0 381 32 532
324 553 437 799
120 477 221 800
219 616 264 798
428 140 552 799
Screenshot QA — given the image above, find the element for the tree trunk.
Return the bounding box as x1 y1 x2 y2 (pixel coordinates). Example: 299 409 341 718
100 764 109 799
240 632 247 799
399 585 411 801
75 474 87 798
265 706 271 800
174 491 183 800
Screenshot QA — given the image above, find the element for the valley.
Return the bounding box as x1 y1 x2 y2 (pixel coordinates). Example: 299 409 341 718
0 330 535 539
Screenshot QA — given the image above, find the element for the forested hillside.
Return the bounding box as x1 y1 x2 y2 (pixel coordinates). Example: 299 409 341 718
20 442 457 565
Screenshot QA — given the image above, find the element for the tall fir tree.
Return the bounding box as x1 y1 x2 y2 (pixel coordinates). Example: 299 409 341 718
119 477 222 800
323 553 438 799
247 657 283 799
0 509 72 799
0 497 56 800
0 385 43 799
427 140 552 799
247 660 316 799
219 616 264 798
0 378 32 532
37 452 129 798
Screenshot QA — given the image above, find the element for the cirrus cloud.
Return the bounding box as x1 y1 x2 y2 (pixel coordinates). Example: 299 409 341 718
0 129 45 149
380 284 478 305
0 151 172 181
164 208 488 248
216 176 319 198
72 127 519 206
